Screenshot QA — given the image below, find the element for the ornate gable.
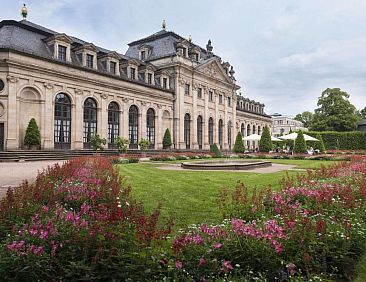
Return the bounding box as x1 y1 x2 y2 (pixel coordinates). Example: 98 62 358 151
196 58 233 84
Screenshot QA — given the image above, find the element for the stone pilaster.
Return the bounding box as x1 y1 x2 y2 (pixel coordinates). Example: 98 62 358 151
42 82 54 149
6 75 19 149
73 89 83 149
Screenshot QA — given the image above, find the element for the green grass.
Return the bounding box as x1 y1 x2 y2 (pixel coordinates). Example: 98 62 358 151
118 159 336 230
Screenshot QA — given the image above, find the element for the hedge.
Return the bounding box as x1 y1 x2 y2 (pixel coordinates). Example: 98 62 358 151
306 131 366 150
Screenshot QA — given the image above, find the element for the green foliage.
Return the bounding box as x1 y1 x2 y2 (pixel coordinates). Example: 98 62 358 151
313 133 326 152
90 133 106 151
307 131 366 150
293 111 313 128
138 138 150 151
163 129 172 149
259 126 273 152
233 132 245 153
293 131 307 154
359 107 366 119
116 137 129 154
311 88 359 131
24 118 41 148
210 144 222 157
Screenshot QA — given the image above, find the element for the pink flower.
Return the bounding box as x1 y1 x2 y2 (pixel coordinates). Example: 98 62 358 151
39 230 49 240
213 242 222 249
42 205 50 213
175 260 183 269
223 260 234 271
198 258 206 267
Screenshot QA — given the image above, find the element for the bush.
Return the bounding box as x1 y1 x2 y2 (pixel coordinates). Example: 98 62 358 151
293 131 307 154
163 129 172 149
307 131 366 150
138 138 150 151
210 144 221 158
24 118 41 148
259 126 273 152
116 137 129 154
233 132 245 153
90 133 106 151
313 132 326 152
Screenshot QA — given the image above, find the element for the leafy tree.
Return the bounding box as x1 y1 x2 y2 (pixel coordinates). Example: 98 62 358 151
311 88 358 131
293 131 307 154
116 137 129 154
24 118 41 148
138 138 150 151
90 133 106 151
233 132 245 153
210 144 221 158
313 133 326 152
259 126 273 152
359 107 366 119
294 111 314 128
163 129 172 149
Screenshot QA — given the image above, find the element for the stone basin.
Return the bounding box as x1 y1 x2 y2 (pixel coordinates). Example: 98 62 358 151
181 159 272 170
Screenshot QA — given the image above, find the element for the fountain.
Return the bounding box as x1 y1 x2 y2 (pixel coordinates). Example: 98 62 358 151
181 159 272 170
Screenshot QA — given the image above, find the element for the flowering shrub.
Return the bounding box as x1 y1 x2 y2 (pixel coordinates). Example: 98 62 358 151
0 157 173 280
168 157 366 281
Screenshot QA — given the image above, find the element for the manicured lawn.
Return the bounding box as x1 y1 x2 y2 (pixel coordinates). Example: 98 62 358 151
118 159 336 230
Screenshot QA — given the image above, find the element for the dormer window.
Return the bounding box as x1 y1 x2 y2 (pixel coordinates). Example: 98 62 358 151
110 61 116 74
76 53 82 63
86 54 94 68
130 68 136 80
148 73 153 84
182 47 187 57
163 77 168 89
141 50 146 60
58 45 67 61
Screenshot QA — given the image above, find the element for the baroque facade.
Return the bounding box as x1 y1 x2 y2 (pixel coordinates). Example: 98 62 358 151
0 19 271 151
271 113 308 137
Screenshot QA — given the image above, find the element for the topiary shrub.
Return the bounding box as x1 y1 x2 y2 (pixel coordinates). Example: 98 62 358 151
293 131 307 154
138 138 150 151
233 132 245 153
163 129 172 149
24 118 41 149
259 126 273 152
210 143 222 158
314 133 326 152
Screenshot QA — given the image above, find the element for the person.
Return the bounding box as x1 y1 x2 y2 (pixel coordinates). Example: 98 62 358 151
308 146 314 155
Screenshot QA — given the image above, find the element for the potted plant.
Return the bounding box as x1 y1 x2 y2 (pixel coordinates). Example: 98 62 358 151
90 133 106 154
24 118 41 150
138 138 150 158
116 137 129 157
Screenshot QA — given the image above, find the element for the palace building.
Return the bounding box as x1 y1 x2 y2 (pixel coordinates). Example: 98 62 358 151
0 13 271 151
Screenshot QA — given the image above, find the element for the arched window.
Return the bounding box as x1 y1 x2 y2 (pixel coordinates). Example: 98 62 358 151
197 115 203 149
247 124 251 136
147 108 155 149
208 117 214 145
184 113 191 149
218 119 223 148
83 97 97 149
129 105 139 149
252 125 256 134
227 121 232 149
241 123 245 136
258 126 261 136
54 93 71 149
108 102 119 148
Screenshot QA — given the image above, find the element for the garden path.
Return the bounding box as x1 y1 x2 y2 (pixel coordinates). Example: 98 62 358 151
0 160 65 198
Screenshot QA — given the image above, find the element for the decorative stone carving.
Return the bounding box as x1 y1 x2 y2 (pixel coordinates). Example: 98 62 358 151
0 103 5 117
122 97 129 103
6 75 18 83
178 77 188 86
75 89 83 95
43 82 54 89
101 93 108 99
141 101 146 106
157 104 163 109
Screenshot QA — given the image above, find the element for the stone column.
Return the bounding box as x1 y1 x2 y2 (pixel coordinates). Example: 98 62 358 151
42 82 54 149
203 87 209 150
223 92 228 150
121 98 129 139
140 101 147 142
214 91 219 147
177 78 186 149
192 84 198 149
5 75 19 149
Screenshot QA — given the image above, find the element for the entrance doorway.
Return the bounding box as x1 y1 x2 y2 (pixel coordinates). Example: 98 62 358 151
0 123 4 151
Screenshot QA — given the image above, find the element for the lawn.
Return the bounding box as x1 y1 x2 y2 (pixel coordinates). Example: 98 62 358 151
117 159 336 230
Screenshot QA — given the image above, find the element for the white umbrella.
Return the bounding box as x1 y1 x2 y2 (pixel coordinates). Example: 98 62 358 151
279 132 319 141
271 136 282 142
243 134 283 142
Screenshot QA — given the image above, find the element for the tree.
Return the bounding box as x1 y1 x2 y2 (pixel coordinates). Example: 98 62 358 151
233 132 245 153
359 107 366 119
311 88 358 132
163 129 172 149
293 131 307 154
138 138 150 151
210 144 221 158
259 126 273 152
24 118 41 149
90 133 106 151
313 133 326 152
116 137 129 154
294 111 314 128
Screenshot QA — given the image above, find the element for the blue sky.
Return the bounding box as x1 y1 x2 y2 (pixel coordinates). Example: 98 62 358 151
2 0 366 116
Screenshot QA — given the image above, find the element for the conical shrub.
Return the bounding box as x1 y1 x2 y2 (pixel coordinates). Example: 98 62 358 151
294 131 307 154
24 118 41 148
259 126 273 152
163 128 172 149
233 132 245 153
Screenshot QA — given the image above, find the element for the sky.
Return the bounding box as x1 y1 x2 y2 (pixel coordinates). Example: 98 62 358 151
1 0 366 116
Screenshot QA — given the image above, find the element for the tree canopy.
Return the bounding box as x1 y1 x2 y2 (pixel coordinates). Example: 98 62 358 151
311 88 358 132
294 111 313 128
359 107 366 119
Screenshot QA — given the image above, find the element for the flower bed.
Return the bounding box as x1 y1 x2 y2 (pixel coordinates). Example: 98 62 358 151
167 157 366 281
0 157 173 280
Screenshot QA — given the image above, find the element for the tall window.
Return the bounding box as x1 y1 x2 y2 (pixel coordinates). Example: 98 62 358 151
184 113 191 149
247 124 251 136
146 108 155 149
197 115 203 149
54 93 71 149
110 61 116 74
253 125 256 134
258 126 261 136
83 98 97 148
228 121 232 149
130 68 136 80
209 91 213 102
241 123 245 136
141 50 146 60
108 102 119 148
148 73 153 84
208 117 214 145
219 94 223 104
58 45 67 61
218 119 223 148
197 88 202 99
228 97 231 107
184 84 190 96
163 77 168 89
129 105 138 149
86 54 94 68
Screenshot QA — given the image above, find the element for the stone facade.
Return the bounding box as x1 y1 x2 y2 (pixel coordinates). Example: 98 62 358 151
0 19 271 151
271 113 308 137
